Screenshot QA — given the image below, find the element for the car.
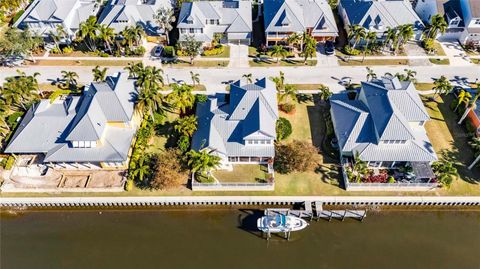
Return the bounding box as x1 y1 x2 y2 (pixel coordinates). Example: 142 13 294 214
324 41 335 55
152 45 163 57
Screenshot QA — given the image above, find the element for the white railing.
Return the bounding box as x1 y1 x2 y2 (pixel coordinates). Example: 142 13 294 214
191 181 274 191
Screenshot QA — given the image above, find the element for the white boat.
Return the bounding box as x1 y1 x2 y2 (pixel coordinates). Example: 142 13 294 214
257 214 309 233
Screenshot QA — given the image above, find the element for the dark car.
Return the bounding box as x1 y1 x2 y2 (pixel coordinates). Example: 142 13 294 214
325 41 335 55
152 45 163 57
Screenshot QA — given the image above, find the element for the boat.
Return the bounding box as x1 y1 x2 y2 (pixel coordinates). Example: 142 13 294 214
257 214 309 233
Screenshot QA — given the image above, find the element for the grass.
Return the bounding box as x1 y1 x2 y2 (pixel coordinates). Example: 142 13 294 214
144 112 179 155
212 165 267 183
161 84 206 91
201 46 230 58
249 59 317 67
471 59 480 65
432 41 447 56
414 83 435 91
166 60 229 68
429 58 450 65
288 84 327 91
29 60 141 66
338 59 409 66
248 46 259 57
335 49 407 58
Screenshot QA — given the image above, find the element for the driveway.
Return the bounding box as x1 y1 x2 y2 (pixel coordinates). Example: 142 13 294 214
439 40 474 66
404 41 432 66
228 44 249 68
316 43 339 67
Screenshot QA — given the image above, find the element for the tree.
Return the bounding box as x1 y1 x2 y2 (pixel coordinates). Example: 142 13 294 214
174 115 197 137
454 89 471 112
458 86 480 125
432 160 458 187
155 7 176 45
362 31 377 61
92 66 108 82
279 84 298 103
276 117 292 141
61 71 79 90
383 27 398 52
129 155 152 183
269 45 288 63
396 24 414 53
425 14 447 39
287 32 302 51
274 140 319 174
181 35 202 64
137 65 164 90
121 24 145 50
186 149 221 175
270 71 285 91
432 76 452 99
403 69 417 82
348 25 366 49
353 152 368 183
150 149 187 190
318 85 333 101
97 24 115 53
366 67 377 81
190 71 200 86
2 71 40 111
302 34 316 64
168 84 195 115
124 62 144 79
468 137 480 169
242 73 253 83
136 85 165 120
0 28 43 64
49 24 67 53
77 16 99 52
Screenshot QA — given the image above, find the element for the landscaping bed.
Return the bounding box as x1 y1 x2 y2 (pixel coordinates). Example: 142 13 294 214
165 60 229 68
249 59 317 67
28 59 142 66
338 59 409 66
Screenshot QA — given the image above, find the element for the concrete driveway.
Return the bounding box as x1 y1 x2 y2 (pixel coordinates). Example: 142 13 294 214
228 44 249 68
440 41 474 66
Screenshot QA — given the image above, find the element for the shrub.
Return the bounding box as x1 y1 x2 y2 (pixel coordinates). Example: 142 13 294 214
49 89 71 103
150 149 188 190
50 47 61 54
177 135 190 152
4 156 15 170
276 117 292 141
202 45 225 56
196 94 208 103
124 179 134 191
176 49 187 56
133 46 146 56
422 38 435 53
274 140 319 174
280 103 295 113
343 45 360 56
163 46 175 57
387 176 395 183
62 46 73 54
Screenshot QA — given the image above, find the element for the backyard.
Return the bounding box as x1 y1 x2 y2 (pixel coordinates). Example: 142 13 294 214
212 165 268 183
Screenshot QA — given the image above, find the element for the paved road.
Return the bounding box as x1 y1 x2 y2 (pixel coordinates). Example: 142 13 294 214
1 65 479 92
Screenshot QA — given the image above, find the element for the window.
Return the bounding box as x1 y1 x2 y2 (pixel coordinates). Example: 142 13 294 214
475 19 480 25
180 29 186 34
85 141 91 148
210 19 216 25
72 141 79 147
79 141 85 148
189 28 195 33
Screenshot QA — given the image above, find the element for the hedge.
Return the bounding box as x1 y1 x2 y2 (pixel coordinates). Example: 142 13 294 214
276 117 292 141
202 45 224 56
163 46 175 57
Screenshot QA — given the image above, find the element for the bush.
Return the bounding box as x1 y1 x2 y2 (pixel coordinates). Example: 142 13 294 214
196 94 208 103
124 179 134 191
49 89 71 103
150 149 188 190
50 47 61 54
387 176 395 183
4 156 15 170
177 135 190 152
274 140 319 174
163 46 175 57
343 45 360 56
280 103 296 113
422 38 435 53
176 49 187 56
276 117 292 141
202 45 225 56
96 51 109 57
62 46 73 54
133 46 146 56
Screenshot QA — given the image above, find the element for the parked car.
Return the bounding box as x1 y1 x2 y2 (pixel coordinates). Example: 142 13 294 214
325 41 335 55
152 45 163 57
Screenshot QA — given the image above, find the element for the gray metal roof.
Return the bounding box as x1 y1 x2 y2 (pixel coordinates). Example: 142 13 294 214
330 76 437 163
264 0 338 36
340 0 424 32
5 72 137 164
191 78 278 158
98 0 172 34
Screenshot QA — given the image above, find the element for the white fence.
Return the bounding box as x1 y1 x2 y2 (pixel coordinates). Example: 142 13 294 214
191 181 274 191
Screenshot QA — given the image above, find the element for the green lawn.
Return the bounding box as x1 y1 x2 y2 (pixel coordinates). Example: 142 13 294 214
30 60 141 66
249 59 317 67
145 112 179 155
338 59 409 66
201 46 230 58
471 59 480 64
429 58 450 65
288 84 327 91
212 165 267 183
414 82 435 91
167 60 229 68
432 41 447 56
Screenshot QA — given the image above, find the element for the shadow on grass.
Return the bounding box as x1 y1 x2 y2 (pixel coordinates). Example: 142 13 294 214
154 121 178 149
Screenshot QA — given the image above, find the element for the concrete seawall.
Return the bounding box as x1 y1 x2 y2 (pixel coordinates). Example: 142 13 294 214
1 196 480 208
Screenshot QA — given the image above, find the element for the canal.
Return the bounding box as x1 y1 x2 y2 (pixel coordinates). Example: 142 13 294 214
1 209 479 269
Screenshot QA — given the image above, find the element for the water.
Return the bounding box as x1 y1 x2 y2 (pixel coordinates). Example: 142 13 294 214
1 209 479 269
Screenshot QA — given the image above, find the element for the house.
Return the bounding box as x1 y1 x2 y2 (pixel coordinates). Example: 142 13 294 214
98 0 172 36
338 0 424 41
458 0 480 45
413 0 465 40
330 76 438 181
4 72 139 170
263 0 338 46
191 78 278 169
465 95 480 137
13 0 99 42
177 0 252 45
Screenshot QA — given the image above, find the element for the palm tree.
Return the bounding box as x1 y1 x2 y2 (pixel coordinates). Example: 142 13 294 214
383 27 397 52
168 84 195 115
454 89 471 112
242 73 253 83
279 84 298 103
125 62 144 79
190 71 200 86
269 45 288 63
432 160 458 187
174 115 197 137
97 24 115 53
61 71 78 90
92 66 108 82
49 24 67 53
353 151 368 183
137 66 164 91
468 137 480 169
130 155 151 183
366 67 377 81
362 31 377 61
404 69 417 82
396 24 414 53
287 32 302 52
136 85 165 120
426 14 448 39
77 16 98 51
348 24 366 49
303 34 317 64
432 76 452 99
122 24 145 50
0 116 9 138
155 7 176 45
270 71 285 91
186 149 221 176
318 85 333 102
458 86 480 125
